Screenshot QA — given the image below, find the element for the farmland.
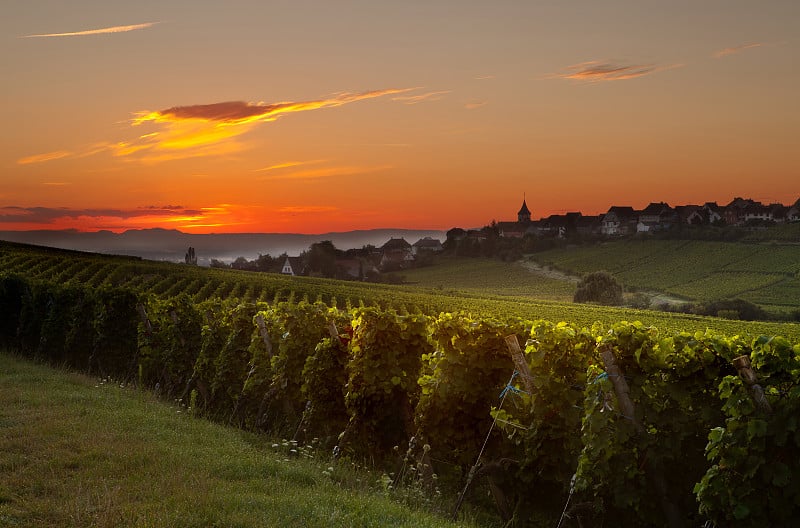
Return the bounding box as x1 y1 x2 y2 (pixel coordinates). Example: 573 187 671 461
2 239 800 526
531 239 800 313
1 239 799 340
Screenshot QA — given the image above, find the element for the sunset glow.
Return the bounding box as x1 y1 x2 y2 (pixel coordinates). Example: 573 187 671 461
3 1 798 234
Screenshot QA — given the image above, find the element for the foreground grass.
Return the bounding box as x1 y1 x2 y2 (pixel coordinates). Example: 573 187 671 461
0 353 481 528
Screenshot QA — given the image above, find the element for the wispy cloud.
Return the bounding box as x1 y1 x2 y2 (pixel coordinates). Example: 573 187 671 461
712 43 765 58
17 88 412 165
253 159 327 172
474 75 495 80
392 90 451 104
464 100 487 110
132 89 411 126
258 165 393 181
17 150 73 165
549 61 682 82
277 205 339 214
21 22 159 38
0 205 202 224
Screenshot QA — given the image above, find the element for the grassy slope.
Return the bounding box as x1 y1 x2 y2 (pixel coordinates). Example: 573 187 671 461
0 353 476 528
531 239 800 311
401 257 575 301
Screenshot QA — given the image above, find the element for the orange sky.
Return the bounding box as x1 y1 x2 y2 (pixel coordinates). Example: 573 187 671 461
2 1 798 234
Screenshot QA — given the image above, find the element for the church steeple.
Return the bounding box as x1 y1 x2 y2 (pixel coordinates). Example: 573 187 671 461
517 195 531 224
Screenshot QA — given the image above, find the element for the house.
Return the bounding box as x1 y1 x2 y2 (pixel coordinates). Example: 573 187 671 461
742 203 775 223
576 215 602 236
638 202 671 224
686 203 722 226
601 206 637 235
496 221 527 238
379 238 414 271
724 197 760 226
787 198 800 223
281 256 305 276
411 237 444 255
466 229 488 242
674 205 701 224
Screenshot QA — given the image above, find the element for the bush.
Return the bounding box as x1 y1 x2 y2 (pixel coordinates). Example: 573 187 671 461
573 271 623 306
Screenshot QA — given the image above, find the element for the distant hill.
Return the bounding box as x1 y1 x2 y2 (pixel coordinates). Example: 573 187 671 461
0 228 447 265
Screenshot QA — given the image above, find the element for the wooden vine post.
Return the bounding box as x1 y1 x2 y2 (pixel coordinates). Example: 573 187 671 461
327 321 339 339
732 355 772 414
598 343 684 528
136 303 153 335
504 335 535 395
254 313 273 358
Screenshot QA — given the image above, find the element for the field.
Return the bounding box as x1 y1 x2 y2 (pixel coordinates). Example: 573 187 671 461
401 257 576 301
2 239 799 340
0 352 477 528
531 239 800 312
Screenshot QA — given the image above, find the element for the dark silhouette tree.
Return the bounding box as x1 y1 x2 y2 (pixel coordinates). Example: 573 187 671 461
573 271 623 306
184 246 197 265
306 240 339 277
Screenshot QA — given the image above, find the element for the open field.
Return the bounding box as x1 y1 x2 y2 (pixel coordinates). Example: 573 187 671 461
2 239 799 340
401 257 576 301
0 352 476 528
531 239 800 312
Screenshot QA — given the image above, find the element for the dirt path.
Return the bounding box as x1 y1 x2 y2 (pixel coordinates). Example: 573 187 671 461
518 260 580 283
519 259 688 306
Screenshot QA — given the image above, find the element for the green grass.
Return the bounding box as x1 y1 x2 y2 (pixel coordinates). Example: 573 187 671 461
401 257 575 301
0 352 481 528
532 239 800 309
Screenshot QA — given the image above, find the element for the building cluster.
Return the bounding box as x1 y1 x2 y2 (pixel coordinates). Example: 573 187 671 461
494 197 800 238
278 196 799 278
280 236 444 277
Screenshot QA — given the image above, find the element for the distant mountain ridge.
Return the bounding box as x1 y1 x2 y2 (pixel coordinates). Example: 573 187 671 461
0 228 447 265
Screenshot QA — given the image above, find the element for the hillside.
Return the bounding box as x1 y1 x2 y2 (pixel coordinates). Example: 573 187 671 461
531 239 800 313
0 353 471 528
1 239 799 340
401 257 576 301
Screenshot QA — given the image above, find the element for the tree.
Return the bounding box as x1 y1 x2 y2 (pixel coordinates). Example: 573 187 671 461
306 240 339 277
184 246 197 265
573 271 623 306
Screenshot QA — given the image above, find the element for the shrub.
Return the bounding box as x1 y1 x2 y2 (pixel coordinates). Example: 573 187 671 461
573 271 623 306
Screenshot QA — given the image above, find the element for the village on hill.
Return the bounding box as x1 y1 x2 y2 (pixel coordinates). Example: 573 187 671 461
215 196 800 282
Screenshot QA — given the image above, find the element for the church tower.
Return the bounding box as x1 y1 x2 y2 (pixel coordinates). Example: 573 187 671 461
517 197 531 224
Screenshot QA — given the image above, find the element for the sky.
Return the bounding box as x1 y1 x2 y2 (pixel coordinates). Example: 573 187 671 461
2 0 798 234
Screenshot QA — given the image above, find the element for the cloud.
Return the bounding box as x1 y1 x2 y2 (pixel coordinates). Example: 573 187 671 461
0 205 203 224
464 100 487 110
549 61 682 82
258 165 393 181
474 75 495 80
392 91 451 104
18 88 413 165
712 43 765 58
253 159 327 172
17 150 73 165
133 89 411 126
122 89 411 162
277 206 339 214
21 22 159 38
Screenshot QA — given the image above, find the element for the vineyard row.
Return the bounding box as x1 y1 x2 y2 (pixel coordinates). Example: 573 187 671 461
1 273 798 526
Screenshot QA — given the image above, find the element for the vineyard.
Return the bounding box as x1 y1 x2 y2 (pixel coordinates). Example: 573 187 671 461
2 240 799 340
532 239 800 313
1 269 798 526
